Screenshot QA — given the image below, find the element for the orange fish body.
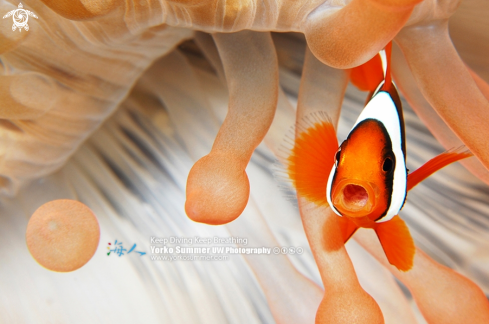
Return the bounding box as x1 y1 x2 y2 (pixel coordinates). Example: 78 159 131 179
288 43 472 271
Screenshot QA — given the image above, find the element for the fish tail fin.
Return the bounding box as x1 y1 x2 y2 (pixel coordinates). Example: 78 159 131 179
407 146 473 191
374 215 415 271
337 217 359 243
287 112 338 206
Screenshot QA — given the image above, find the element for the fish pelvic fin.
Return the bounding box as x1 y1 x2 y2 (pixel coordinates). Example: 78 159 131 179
287 113 338 206
337 217 359 243
374 215 415 271
407 146 473 191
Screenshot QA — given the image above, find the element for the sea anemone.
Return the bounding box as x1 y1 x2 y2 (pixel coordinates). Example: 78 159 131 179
1 0 489 322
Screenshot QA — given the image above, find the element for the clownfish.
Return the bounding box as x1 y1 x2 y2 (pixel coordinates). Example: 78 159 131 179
288 42 472 271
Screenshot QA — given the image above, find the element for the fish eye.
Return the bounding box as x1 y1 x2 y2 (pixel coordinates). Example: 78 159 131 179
335 149 341 166
382 157 393 172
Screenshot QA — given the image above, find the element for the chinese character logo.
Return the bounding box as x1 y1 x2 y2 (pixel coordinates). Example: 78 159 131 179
107 240 146 257
3 3 38 32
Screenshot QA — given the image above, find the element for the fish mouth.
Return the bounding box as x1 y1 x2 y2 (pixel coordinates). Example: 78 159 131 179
343 184 368 208
332 179 377 217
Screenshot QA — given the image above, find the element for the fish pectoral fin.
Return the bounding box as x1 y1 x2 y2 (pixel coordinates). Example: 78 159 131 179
287 114 338 206
374 215 415 271
337 216 359 243
407 146 472 191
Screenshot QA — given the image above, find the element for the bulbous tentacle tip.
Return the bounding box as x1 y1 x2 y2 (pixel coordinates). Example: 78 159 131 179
315 289 384 324
185 154 250 225
304 0 418 69
26 199 100 272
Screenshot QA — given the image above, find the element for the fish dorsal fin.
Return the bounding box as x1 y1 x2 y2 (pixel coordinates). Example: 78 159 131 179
380 42 393 91
377 42 406 157
374 215 415 271
350 42 393 93
350 55 384 92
